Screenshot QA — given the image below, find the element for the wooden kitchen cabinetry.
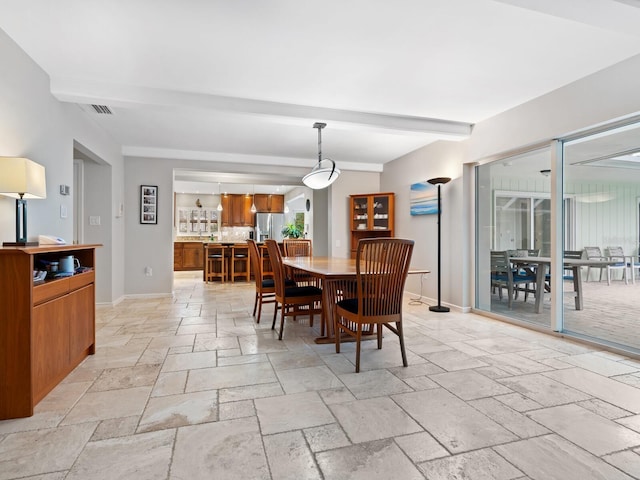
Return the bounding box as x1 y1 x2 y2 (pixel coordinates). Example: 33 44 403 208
349 193 395 258
254 194 284 213
0 244 99 419
221 194 255 226
174 242 204 270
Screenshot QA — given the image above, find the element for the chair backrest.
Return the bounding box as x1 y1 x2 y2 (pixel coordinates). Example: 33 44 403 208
491 250 511 274
247 239 262 287
265 240 286 296
584 246 603 260
605 246 625 260
564 250 583 259
527 249 540 257
355 238 414 317
283 239 312 257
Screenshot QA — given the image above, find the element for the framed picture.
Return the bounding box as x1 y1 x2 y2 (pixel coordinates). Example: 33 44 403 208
410 181 438 215
140 185 158 224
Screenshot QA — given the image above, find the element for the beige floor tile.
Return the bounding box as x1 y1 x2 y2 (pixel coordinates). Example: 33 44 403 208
151 370 188 397
171 417 269 479
0 423 97 480
468 398 550 438
602 451 640 479
394 431 449 463
276 366 343 394
339 369 413 399
420 349 489 371
498 373 591 407
544 368 640 413
330 396 422 443
316 438 424 480
304 424 351 453
60 386 152 425
528 404 640 455
430 370 513 400
91 416 139 441
218 399 255 420
218 382 284 403
263 431 322 480
494 434 634 480
418 448 524 480
393 388 517 453
89 364 161 392
267 348 325 370
66 430 175 480
561 353 639 376
160 351 217 372
255 391 334 435
186 362 277 392
138 390 218 432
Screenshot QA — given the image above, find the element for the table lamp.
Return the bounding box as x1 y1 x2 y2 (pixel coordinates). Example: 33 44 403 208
0 157 47 246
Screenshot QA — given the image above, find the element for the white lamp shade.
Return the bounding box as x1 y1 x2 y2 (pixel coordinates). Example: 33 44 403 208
302 159 341 189
0 157 47 199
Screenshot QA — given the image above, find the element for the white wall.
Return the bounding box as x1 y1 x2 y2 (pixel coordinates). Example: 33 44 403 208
0 28 124 303
382 141 468 309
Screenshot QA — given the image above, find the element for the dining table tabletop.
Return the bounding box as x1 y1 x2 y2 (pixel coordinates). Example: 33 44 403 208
282 256 429 342
509 256 616 313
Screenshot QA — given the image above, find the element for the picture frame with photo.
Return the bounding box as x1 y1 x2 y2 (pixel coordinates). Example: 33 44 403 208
140 185 158 224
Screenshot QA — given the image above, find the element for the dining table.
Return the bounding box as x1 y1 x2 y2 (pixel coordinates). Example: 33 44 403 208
282 256 429 343
509 256 616 314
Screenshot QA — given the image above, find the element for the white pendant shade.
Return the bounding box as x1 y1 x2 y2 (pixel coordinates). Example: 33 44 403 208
302 159 340 189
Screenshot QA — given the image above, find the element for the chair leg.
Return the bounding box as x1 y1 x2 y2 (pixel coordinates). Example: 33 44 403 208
278 305 286 340
377 324 382 349
335 313 341 354
256 294 263 324
271 302 278 330
355 323 362 373
253 292 258 317
397 321 408 367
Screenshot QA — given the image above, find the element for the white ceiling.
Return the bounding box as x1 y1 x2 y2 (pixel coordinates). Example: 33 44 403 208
2 0 640 191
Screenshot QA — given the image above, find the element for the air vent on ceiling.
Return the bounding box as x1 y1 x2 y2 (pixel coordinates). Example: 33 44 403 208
91 104 113 114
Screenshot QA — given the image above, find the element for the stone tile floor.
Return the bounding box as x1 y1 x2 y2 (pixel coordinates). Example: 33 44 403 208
1 271 640 479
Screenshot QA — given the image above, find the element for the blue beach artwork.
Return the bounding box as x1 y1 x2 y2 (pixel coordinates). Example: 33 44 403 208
410 181 438 215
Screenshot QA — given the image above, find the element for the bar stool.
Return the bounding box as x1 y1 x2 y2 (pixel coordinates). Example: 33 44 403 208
205 244 226 283
231 245 251 282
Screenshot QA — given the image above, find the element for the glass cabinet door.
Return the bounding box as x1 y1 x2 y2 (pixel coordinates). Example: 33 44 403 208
352 197 369 231
372 195 390 230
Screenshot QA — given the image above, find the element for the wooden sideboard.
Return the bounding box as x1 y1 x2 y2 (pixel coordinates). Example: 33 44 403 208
0 244 99 419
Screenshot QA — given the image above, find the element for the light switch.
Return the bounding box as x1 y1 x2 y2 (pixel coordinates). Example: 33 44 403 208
60 205 67 218
89 216 101 226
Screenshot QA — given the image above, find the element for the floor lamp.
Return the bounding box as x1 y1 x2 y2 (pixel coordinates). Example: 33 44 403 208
427 176 451 313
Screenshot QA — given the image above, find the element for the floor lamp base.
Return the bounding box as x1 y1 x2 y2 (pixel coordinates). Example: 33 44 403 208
429 305 450 313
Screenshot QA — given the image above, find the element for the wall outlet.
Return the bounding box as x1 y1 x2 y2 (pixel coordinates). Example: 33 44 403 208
145 267 153 277
89 216 101 226
335 239 341 248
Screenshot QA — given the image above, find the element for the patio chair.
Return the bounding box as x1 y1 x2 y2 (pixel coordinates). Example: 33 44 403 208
584 247 607 282
491 250 537 309
604 246 629 285
334 238 414 373
265 240 323 340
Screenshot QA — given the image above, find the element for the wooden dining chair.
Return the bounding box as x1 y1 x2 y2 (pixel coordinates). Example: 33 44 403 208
283 238 315 286
265 239 323 340
334 238 414 373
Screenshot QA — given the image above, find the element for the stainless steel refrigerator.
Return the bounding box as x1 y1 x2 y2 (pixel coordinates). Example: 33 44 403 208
255 213 285 242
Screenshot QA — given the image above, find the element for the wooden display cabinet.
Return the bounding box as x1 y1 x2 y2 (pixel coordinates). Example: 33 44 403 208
349 193 395 258
0 244 99 419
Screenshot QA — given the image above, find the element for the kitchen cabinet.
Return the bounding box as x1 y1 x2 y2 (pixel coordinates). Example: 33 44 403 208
0 244 98 419
254 194 284 213
174 242 205 271
221 194 255 226
349 193 395 258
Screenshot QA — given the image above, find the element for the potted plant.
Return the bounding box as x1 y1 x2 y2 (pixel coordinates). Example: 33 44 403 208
281 222 303 239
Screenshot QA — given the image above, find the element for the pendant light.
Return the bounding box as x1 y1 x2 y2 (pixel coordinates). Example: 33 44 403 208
302 122 340 189
250 185 257 213
216 183 223 211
